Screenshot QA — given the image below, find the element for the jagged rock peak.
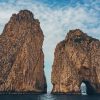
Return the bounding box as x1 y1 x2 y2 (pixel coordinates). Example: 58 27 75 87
11 10 34 22
55 29 99 54
66 29 86 39
65 29 99 45
2 10 40 37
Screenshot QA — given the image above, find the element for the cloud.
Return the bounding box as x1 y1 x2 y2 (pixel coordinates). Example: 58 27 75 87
0 0 100 91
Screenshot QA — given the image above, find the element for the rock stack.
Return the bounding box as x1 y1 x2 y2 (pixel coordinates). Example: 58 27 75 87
0 10 47 93
51 29 100 94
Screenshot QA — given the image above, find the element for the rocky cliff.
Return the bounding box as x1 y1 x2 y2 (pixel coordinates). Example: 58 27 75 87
51 29 100 94
0 10 47 92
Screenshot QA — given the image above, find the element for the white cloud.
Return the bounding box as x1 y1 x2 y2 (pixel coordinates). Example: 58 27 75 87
0 0 100 91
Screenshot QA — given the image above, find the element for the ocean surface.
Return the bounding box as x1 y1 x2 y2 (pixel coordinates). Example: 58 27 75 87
0 93 100 100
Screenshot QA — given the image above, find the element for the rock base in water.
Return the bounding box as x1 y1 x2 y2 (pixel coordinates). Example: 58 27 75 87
0 10 47 93
51 29 100 94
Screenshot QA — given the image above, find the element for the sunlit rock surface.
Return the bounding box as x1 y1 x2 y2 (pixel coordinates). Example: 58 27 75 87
0 10 47 93
51 29 100 94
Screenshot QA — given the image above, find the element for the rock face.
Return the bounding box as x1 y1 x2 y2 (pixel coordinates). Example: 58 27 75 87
0 10 47 92
51 29 100 94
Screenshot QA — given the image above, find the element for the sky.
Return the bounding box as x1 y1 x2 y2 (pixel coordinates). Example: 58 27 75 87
0 0 100 92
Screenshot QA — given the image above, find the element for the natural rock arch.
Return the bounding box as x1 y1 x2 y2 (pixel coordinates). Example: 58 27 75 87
51 29 100 94
80 80 96 95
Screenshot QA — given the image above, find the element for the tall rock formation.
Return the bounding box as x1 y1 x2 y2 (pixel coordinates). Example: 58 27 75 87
51 29 100 94
0 10 47 92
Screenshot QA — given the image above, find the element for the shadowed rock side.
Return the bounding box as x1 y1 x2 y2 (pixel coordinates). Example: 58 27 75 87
51 29 100 94
0 10 47 93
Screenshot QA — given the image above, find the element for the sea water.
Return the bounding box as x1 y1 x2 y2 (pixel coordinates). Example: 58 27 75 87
0 93 100 100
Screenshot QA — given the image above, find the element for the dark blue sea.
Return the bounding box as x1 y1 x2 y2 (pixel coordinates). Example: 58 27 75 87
0 93 100 100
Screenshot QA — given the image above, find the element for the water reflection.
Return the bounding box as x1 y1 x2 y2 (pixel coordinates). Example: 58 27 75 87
0 93 100 100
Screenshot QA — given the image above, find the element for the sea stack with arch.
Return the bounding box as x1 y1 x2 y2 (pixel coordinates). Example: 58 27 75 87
51 29 100 94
